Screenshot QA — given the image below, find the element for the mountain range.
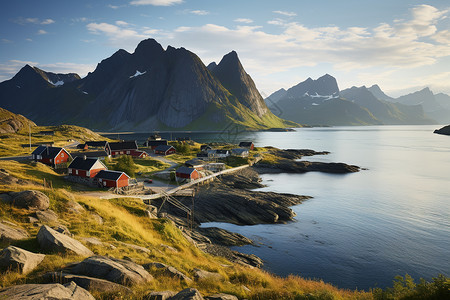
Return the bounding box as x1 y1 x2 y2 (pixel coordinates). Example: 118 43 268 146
266 75 449 126
0 39 293 131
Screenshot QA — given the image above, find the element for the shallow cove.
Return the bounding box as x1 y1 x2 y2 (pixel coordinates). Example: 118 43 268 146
202 125 450 290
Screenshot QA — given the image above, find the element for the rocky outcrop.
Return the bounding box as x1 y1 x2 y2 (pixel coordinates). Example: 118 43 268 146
0 221 29 242
7 190 50 210
44 272 132 294
36 225 93 256
265 148 329 160
193 268 224 281
143 262 192 282
0 246 45 274
202 244 263 268
0 107 36 134
170 288 204 300
35 209 58 223
197 227 252 246
434 125 450 135
145 290 177 300
0 282 95 300
67 256 153 286
256 159 360 174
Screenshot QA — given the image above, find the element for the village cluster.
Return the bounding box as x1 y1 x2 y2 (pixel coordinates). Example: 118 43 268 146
30 134 255 191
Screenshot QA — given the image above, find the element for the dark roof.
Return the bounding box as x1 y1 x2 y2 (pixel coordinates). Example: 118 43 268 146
146 140 168 146
155 145 174 152
38 131 54 135
232 148 249 153
176 166 196 175
185 158 206 167
85 141 109 148
200 145 211 150
215 149 229 154
95 170 129 181
239 142 254 147
68 157 103 171
109 141 138 151
32 146 67 159
71 151 109 159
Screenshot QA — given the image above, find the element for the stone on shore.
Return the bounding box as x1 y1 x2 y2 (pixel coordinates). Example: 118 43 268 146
68 255 153 286
197 227 252 246
9 190 50 210
45 272 132 294
0 221 29 242
170 288 204 300
0 282 95 300
0 246 45 274
144 290 176 300
36 225 93 256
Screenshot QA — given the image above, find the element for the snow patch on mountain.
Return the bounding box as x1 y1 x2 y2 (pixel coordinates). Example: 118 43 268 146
48 79 64 86
129 70 147 78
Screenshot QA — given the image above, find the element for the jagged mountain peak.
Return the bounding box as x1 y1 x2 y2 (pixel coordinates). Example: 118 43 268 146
134 38 164 54
286 74 339 98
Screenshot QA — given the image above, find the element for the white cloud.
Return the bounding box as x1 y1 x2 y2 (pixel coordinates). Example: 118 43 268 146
130 0 182 6
273 10 297 17
37 29 48 35
190 10 209 16
116 20 130 26
1 39 12 44
234 18 253 24
41 19 55 25
26 38 32 42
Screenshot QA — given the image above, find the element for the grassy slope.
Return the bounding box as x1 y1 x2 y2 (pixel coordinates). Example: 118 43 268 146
0 124 110 157
0 159 372 299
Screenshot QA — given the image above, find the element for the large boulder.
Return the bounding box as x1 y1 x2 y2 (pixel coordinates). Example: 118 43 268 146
143 262 192 282
35 209 58 223
0 221 29 242
193 268 224 281
36 225 93 256
45 272 132 294
9 190 50 210
0 282 95 300
144 290 176 300
0 246 45 274
68 256 153 286
170 288 204 300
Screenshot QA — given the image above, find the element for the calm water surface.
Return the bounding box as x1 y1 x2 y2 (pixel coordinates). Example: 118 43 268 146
201 125 450 290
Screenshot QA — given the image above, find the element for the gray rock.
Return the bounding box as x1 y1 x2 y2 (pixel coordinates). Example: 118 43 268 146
197 227 252 246
161 244 178 253
145 290 176 300
170 288 204 300
66 200 85 214
0 221 29 242
0 193 12 204
37 225 93 256
81 237 103 246
52 224 72 236
0 282 95 300
205 294 238 300
90 212 103 225
45 272 132 294
27 216 39 223
35 209 58 223
143 262 192 282
193 268 224 281
0 246 45 274
69 255 153 286
10 190 50 210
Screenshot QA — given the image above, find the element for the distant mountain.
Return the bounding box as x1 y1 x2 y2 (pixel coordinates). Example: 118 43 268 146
0 39 294 131
340 86 433 125
266 75 436 126
395 88 450 123
367 85 394 102
435 93 450 110
0 106 36 134
265 88 287 105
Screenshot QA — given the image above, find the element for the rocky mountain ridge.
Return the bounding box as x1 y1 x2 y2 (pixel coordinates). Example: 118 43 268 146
0 39 292 131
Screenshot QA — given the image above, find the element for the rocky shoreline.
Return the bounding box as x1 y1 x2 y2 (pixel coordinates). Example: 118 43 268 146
155 148 361 268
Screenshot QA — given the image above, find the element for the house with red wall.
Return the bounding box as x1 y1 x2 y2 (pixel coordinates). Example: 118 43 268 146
175 166 200 183
67 156 107 178
31 146 71 167
109 141 139 156
154 145 176 156
239 142 254 150
95 170 130 188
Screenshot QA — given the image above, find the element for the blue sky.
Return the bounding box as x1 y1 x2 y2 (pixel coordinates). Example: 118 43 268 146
1 0 449 97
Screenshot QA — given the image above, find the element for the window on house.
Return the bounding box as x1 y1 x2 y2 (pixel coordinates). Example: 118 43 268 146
103 181 106 186
61 153 64 157
127 151 130 154
86 171 90 177
75 170 78 175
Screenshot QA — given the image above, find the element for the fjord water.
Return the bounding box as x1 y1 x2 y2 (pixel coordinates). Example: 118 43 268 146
203 125 450 290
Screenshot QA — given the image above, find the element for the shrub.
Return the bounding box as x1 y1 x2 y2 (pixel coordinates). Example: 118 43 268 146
113 155 136 177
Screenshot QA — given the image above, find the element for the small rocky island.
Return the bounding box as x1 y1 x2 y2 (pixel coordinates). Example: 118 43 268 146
434 125 450 135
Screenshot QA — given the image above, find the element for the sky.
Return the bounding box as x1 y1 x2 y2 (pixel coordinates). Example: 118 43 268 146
1 0 449 97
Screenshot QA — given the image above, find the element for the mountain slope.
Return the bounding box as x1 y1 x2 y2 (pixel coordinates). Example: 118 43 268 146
0 39 294 131
368 85 394 102
0 107 36 134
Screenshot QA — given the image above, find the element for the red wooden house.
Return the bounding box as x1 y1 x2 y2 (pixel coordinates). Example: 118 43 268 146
31 146 71 167
175 166 200 182
131 150 148 158
154 145 176 156
239 142 254 150
109 141 139 156
67 156 107 178
95 170 130 188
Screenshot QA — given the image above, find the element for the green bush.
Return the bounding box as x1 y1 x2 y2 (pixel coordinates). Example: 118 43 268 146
113 155 136 178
